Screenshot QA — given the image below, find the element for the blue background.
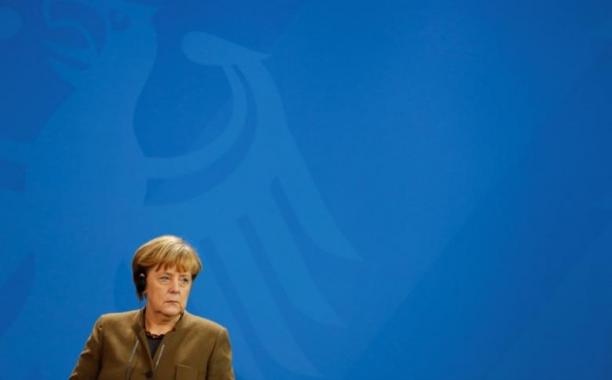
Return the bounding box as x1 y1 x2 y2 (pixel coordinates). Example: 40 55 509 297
1 0 612 379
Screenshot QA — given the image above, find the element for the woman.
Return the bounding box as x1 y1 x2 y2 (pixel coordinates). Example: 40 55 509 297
70 235 235 380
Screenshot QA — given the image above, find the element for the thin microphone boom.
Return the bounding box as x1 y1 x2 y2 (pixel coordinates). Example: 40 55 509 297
125 338 140 380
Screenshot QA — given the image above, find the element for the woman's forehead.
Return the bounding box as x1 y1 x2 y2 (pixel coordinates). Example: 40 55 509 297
151 264 191 275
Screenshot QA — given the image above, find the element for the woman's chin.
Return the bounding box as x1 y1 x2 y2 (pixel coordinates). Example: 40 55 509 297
161 303 182 316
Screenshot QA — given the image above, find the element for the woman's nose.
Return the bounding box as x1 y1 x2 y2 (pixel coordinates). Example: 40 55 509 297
169 278 181 292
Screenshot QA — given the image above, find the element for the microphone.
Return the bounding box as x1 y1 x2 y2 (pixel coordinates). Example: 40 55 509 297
125 339 140 380
125 336 164 379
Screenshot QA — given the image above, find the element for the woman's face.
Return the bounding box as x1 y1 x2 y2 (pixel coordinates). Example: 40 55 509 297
145 265 193 318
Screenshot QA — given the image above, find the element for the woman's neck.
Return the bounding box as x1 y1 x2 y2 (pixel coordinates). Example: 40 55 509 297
144 308 181 335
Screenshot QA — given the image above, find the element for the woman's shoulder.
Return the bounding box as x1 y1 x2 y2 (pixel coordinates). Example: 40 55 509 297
94 309 141 328
181 311 228 334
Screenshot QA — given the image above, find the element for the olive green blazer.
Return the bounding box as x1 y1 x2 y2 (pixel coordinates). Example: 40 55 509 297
69 309 235 380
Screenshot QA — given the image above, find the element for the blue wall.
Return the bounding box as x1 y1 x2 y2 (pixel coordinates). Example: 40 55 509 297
1 0 612 379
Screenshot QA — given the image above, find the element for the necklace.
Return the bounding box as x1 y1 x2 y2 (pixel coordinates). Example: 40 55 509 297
144 330 165 339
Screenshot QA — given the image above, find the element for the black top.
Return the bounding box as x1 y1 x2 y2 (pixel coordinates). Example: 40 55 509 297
146 334 164 357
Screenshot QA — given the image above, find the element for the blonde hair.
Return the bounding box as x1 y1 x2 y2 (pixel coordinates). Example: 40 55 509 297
132 235 203 300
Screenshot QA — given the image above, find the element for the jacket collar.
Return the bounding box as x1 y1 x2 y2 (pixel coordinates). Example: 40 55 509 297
131 307 190 334
130 307 192 368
